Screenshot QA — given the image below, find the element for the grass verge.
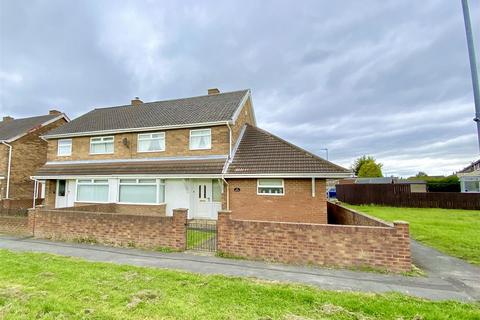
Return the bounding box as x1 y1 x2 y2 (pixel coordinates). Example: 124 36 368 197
0 249 479 319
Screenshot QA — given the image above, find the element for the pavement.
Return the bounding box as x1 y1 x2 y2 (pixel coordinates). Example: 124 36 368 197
0 235 479 302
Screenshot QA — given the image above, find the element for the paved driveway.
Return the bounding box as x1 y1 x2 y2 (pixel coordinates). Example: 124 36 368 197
0 235 478 302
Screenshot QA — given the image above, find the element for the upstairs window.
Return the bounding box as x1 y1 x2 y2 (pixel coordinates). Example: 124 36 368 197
257 179 284 195
90 136 114 154
190 129 211 150
57 139 72 156
76 179 109 202
138 132 165 152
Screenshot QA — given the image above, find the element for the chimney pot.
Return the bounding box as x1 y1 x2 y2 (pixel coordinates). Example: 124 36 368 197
131 97 143 106
49 110 61 115
208 88 220 95
2 116 13 122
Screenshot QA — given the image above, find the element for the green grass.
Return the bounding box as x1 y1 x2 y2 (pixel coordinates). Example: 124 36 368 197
0 250 478 319
345 204 480 266
187 229 215 249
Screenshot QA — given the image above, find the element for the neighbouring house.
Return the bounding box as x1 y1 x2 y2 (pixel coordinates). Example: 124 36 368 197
33 89 351 223
338 177 427 193
457 159 480 193
0 111 70 204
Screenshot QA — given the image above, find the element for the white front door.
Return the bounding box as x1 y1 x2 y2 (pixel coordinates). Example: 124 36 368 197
194 179 214 219
55 179 75 208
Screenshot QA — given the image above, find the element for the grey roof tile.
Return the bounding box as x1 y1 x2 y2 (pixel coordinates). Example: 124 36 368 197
227 124 351 175
46 90 249 136
0 114 60 141
35 158 226 176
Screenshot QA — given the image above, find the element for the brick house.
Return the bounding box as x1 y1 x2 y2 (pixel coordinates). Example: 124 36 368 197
0 111 69 202
33 89 351 223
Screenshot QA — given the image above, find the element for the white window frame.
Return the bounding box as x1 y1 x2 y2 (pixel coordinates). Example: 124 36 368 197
257 179 285 196
189 128 212 150
89 136 114 155
75 178 110 203
118 178 166 205
57 139 72 156
137 132 165 153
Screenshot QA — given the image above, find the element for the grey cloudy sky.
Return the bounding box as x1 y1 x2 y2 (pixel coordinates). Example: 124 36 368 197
1 0 479 176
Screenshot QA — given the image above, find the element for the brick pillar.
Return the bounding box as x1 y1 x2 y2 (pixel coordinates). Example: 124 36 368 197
172 208 188 250
27 208 37 236
217 210 232 252
393 220 411 271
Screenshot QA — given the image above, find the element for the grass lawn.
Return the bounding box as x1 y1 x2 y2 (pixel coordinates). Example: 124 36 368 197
0 250 479 319
345 204 480 266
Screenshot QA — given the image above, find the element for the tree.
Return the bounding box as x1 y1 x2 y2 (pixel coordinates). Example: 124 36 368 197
352 155 376 176
415 171 428 177
357 161 383 177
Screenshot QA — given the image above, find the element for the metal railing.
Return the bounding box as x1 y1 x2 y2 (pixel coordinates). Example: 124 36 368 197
186 220 217 252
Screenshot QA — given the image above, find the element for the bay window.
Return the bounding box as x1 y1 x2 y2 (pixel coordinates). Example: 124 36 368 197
76 179 109 202
90 136 114 154
119 178 165 204
257 179 284 195
189 129 211 150
138 132 165 152
57 139 72 156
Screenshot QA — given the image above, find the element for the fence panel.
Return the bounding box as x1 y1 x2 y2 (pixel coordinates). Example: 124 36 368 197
336 184 480 210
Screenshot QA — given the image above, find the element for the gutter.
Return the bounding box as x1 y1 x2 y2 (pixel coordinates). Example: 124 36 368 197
1 141 12 199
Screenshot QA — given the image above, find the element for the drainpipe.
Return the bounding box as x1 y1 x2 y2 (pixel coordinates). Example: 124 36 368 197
32 179 38 209
1 141 12 199
226 122 232 159
221 176 229 210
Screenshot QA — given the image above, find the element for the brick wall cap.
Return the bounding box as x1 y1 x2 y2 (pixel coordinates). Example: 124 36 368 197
218 210 232 214
393 220 409 225
173 208 189 212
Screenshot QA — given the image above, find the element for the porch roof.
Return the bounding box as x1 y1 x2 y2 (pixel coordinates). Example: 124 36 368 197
34 158 226 177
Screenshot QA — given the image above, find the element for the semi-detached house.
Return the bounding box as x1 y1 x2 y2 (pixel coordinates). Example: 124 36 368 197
34 89 351 223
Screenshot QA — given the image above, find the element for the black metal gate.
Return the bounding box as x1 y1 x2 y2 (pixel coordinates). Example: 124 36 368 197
186 220 217 252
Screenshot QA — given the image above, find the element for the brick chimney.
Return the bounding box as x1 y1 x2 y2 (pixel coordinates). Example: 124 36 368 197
131 97 143 106
49 110 61 115
2 116 13 122
208 88 220 95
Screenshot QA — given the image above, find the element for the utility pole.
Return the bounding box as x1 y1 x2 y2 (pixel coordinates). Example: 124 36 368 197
461 0 480 151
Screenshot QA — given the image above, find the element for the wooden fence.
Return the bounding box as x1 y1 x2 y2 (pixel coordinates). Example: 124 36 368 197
336 184 480 210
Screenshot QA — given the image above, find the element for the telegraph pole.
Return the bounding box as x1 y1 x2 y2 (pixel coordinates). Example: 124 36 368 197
461 0 480 151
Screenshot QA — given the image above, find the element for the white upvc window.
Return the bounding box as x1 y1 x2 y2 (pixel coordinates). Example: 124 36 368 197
57 139 72 156
90 136 114 154
119 178 165 204
189 129 211 150
137 132 165 152
76 179 109 203
257 179 285 195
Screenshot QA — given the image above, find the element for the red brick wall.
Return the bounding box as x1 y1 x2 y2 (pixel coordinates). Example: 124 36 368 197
327 201 388 227
30 208 187 250
0 215 31 235
227 178 327 223
217 211 411 272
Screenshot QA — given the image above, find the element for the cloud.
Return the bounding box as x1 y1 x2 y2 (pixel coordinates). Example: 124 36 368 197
1 0 479 176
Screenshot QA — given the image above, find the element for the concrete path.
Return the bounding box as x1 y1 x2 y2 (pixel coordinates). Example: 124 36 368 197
0 235 478 302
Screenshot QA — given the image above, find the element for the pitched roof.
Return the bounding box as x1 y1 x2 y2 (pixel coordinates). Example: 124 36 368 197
0 114 63 141
35 158 226 177
226 125 351 176
458 159 480 174
45 90 250 137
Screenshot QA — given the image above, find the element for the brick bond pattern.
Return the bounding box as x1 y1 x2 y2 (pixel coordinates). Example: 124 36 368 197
29 208 187 250
217 205 411 272
227 178 328 223
0 215 31 235
0 202 411 272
